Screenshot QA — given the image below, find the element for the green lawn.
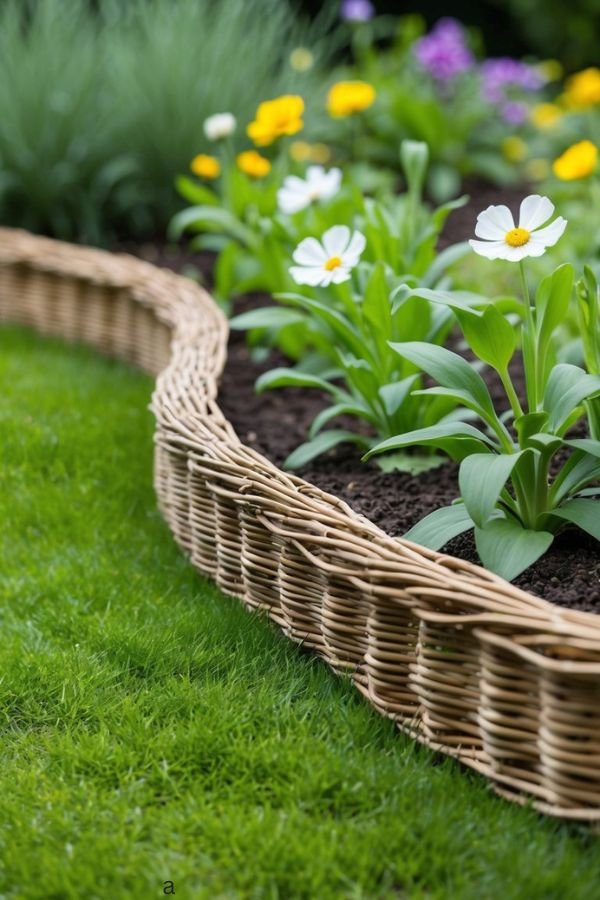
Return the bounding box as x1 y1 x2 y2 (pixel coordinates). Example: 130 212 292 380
1 324 600 900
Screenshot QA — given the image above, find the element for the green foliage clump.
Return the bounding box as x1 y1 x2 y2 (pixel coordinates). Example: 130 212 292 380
0 0 333 244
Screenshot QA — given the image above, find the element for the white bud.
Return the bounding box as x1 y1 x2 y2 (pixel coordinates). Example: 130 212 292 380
203 112 236 141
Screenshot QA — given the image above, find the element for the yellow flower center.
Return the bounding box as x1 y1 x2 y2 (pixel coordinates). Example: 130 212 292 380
324 255 342 271
505 227 530 247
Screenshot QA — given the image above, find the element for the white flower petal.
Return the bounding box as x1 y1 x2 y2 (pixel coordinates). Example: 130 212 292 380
330 266 352 284
322 225 351 257
518 194 554 231
518 239 547 258
342 229 366 263
527 216 567 248
319 168 342 199
469 238 511 259
474 210 509 240
292 237 328 266
282 175 308 193
305 166 326 183
500 244 537 262
278 187 310 215
475 204 515 238
289 265 326 286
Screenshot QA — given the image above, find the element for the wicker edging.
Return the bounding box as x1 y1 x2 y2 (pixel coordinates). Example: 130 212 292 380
2 227 600 821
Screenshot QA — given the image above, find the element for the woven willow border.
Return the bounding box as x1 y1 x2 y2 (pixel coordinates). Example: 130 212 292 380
2 227 600 821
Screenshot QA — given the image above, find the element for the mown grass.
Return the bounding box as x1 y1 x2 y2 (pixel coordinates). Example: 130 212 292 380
1 324 600 900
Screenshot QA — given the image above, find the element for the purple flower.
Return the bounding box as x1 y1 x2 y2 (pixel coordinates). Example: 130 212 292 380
413 18 475 82
501 101 529 125
340 0 375 22
481 58 544 103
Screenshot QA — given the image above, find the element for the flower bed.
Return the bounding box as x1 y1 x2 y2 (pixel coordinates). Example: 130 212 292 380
2 227 600 821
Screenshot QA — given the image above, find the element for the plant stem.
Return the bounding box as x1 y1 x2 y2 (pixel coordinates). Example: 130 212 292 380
519 260 538 412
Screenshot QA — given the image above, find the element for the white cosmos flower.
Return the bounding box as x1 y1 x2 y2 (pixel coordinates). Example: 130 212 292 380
203 112 236 141
277 166 342 215
469 194 567 262
289 225 366 287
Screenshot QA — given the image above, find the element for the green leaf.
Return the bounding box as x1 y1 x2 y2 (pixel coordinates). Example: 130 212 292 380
455 305 516 373
375 452 445 475
405 503 474 550
422 242 471 288
552 498 600 540
550 450 600 505
405 287 488 314
379 376 419 417
544 364 600 433
364 421 496 463
276 293 370 363
168 205 256 247
283 430 367 470
475 518 554 580
564 437 600 459
536 263 574 350
229 307 305 331
174 175 219 207
389 341 497 421
255 367 339 397
459 452 525 528
309 402 374 438
515 413 549 446
362 261 391 334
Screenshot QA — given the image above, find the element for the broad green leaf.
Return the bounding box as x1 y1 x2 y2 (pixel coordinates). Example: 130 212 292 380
389 341 497 421
475 517 554 581
552 498 600 540
405 287 488 314
459 452 525 528
515 413 549 446
169 205 256 246
277 293 371 362
230 307 305 331
550 450 600 505
422 241 471 288
255 367 339 397
309 402 375 438
564 437 600 459
536 263 574 349
405 503 474 550
342 357 381 403
364 421 496 462
455 305 516 373
375 452 445 475
544 364 600 432
174 175 219 207
283 430 367 470
362 261 391 333
379 376 419 417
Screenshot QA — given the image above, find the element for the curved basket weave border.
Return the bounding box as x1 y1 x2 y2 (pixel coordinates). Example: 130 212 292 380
2 226 599 822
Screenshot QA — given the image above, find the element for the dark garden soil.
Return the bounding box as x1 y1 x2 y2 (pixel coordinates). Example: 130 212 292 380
123 186 600 612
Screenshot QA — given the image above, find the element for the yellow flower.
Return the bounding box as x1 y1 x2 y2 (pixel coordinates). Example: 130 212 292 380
190 153 220 179
531 103 562 129
553 140 598 180
289 47 314 72
236 150 271 178
562 67 600 109
502 136 527 163
247 95 304 147
289 141 332 164
326 80 376 118
525 158 550 182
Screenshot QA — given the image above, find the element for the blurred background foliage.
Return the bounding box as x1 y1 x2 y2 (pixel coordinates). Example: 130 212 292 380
0 0 597 245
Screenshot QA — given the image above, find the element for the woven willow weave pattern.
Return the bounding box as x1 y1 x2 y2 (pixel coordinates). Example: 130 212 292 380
2 227 600 821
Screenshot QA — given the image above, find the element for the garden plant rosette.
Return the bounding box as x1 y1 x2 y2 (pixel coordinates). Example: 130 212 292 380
1 226 600 821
